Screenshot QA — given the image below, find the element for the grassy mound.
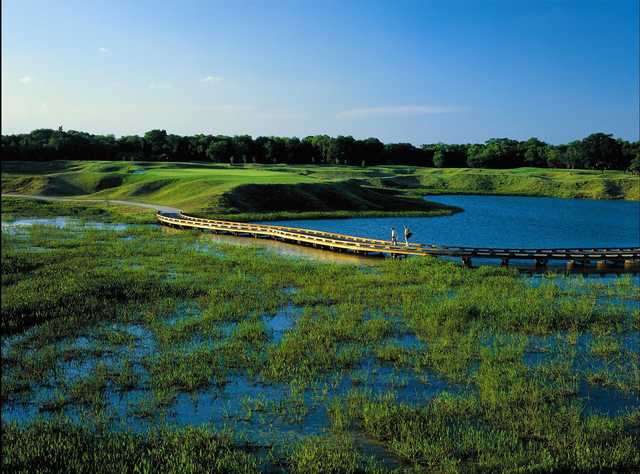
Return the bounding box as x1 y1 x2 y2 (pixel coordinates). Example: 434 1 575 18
412 168 640 200
1 161 459 218
219 181 444 213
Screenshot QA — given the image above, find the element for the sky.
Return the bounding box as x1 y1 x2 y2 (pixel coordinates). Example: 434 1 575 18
2 0 638 144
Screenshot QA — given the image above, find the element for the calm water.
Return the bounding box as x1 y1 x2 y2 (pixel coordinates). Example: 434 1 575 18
263 195 640 249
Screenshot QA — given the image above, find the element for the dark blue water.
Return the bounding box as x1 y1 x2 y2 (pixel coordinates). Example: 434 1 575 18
264 195 640 249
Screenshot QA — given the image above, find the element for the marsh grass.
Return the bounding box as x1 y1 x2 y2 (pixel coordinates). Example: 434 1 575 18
2 419 260 474
1 196 157 224
2 219 639 472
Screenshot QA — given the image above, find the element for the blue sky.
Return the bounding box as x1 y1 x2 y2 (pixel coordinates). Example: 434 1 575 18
2 0 638 144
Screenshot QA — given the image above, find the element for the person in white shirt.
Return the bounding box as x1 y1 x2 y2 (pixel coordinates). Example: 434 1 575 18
403 225 412 246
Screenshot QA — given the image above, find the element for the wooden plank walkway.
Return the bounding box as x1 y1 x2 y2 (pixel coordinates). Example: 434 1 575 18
156 211 640 267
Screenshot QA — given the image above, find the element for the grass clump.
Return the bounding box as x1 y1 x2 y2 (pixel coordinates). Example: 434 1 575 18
288 434 381 474
2 419 259 474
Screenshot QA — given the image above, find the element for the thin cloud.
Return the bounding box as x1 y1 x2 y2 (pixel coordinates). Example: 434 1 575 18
98 47 110 53
19 76 32 84
255 111 306 120
148 82 173 90
192 105 303 119
201 75 223 83
336 105 466 119
193 104 253 112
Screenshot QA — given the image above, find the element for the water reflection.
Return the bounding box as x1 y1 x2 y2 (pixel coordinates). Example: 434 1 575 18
162 226 380 265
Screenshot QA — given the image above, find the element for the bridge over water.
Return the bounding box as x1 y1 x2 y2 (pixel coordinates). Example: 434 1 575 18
157 212 640 269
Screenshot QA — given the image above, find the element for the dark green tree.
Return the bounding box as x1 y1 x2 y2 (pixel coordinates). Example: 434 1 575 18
206 139 233 163
432 144 467 167
467 138 521 168
580 133 623 170
520 138 548 167
143 130 169 158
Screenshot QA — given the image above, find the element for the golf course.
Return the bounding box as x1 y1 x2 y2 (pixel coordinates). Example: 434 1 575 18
2 159 640 472
4 0 640 471
2 161 638 223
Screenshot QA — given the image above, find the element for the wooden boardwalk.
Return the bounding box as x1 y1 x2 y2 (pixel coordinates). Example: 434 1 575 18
156 211 640 268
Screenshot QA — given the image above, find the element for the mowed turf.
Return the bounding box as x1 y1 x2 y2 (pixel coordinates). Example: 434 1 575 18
0 161 451 218
2 161 637 219
411 167 640 200
2 161 320 211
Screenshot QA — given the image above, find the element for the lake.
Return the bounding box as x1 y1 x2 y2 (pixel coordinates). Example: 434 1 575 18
262 195 640 249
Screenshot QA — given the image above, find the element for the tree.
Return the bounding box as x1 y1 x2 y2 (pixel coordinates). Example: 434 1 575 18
431 144 467 168
466 139 521 168
282 137 304 164
206 139 233 163
563 141 584 169
580 133 623 170
232 135 253 164
358 138 385 165
143 130 169 158
384 143 427 166
332 136 356 165
306 135 334 164
264 137 285 164
620 140 639 171
520 138 548 167
628 153 640 175
253 137 270 164
299 138 318 164
545 145 565 168
0 128 634 172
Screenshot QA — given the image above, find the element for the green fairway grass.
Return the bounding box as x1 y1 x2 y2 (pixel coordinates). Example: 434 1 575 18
2 161 637 221
0 161 453 219
410 167 640 200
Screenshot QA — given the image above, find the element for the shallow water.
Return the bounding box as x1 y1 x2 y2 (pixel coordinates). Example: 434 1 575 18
2 217 129 231
3 202 639 451
262 304 300 343
4 297 638 436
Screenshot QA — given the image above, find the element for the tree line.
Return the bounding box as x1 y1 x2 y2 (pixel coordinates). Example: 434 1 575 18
2 128 639 172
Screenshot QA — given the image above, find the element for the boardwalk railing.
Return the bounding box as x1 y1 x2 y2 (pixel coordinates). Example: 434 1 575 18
156 211 640 267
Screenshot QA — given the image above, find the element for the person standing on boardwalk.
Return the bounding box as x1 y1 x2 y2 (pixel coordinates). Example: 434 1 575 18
391 226 398 246
403 225 412 247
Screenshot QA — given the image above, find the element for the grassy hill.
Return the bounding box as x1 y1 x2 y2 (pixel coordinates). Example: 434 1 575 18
2 161 637 220
0 161 453 219
411 168 639 200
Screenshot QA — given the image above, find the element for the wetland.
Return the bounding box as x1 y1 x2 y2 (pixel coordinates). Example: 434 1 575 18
1 194 639 473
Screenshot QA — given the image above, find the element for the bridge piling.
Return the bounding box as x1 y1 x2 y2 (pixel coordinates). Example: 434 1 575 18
535 258 548 268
